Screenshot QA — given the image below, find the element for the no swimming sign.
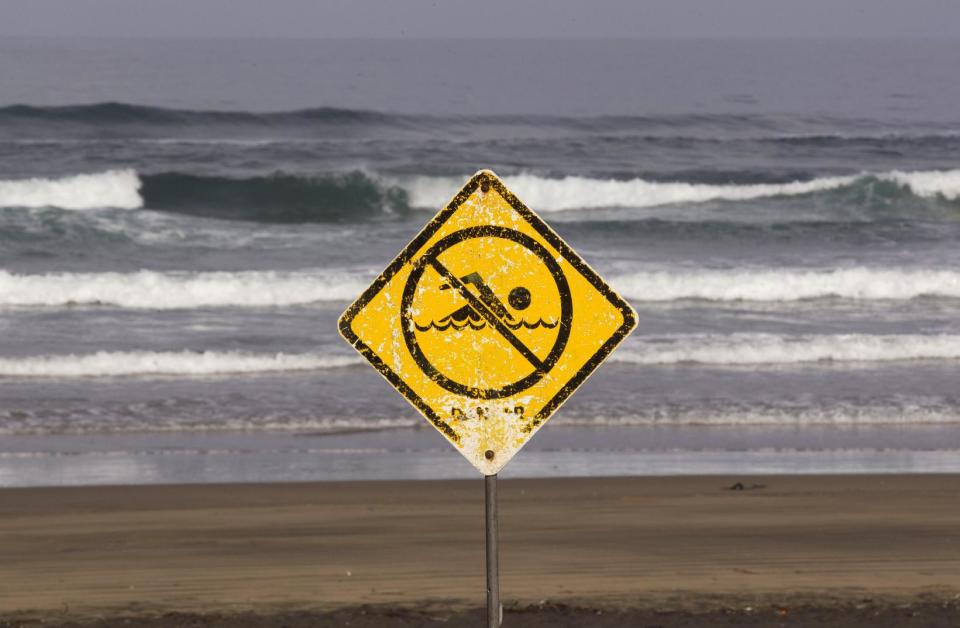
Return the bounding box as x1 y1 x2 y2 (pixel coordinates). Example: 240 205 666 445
338 170 636 475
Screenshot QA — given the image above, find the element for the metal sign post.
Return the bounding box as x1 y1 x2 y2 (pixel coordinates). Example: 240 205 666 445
339 170 636 625
485 473 501 628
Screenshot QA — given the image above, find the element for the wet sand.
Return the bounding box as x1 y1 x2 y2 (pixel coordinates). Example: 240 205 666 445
1 475 959 626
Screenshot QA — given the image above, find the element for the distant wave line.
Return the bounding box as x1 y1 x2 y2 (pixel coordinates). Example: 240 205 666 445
3 103 956 141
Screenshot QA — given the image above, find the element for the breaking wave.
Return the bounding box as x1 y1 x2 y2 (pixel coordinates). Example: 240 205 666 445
0 269 370 308
406 170 960 211
0 170 409 222
0 170 141 210
2 168 960 218
612 267 960 302
0 351 361 378
615 333 960 366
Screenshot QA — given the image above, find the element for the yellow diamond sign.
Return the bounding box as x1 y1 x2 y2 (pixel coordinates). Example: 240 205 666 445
339 170 636 474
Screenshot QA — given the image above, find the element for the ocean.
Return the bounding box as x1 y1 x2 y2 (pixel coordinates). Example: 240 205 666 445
1 37 959 486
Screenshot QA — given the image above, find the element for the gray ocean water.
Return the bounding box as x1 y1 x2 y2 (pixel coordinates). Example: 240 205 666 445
1 38 959 486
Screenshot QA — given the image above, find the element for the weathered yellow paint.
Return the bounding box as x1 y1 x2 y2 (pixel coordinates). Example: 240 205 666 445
339 170 636 475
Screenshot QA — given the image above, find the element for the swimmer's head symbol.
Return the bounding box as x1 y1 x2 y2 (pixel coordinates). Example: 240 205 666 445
508 287 531 310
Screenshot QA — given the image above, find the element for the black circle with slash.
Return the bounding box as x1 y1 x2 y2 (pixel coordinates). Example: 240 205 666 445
401 226 573 399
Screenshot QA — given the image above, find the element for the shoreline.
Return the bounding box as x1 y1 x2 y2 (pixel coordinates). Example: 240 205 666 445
2 474 959 624
3 423 960 487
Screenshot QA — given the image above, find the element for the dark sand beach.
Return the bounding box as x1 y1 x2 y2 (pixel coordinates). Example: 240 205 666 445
1 475 959 626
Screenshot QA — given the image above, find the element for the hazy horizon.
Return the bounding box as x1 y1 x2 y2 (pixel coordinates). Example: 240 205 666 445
3 34 960 41
1 0 959 40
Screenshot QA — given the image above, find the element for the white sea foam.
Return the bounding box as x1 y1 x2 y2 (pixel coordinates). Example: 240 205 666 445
615 333 960 366
0 269 371 308
0 169 142 210
7 333 942 378
887 169 960 200
0 351 361 378
404 169 960 211
3 266 959 310
611 267 960 302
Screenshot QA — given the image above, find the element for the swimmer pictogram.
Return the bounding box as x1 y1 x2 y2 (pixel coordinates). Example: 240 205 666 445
412 273 557 332
401 225 573 399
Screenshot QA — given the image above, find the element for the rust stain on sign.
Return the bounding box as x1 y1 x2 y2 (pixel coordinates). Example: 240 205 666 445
339 170 636 475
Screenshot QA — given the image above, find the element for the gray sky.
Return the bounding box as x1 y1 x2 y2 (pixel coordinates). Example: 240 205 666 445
1 0 958 39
